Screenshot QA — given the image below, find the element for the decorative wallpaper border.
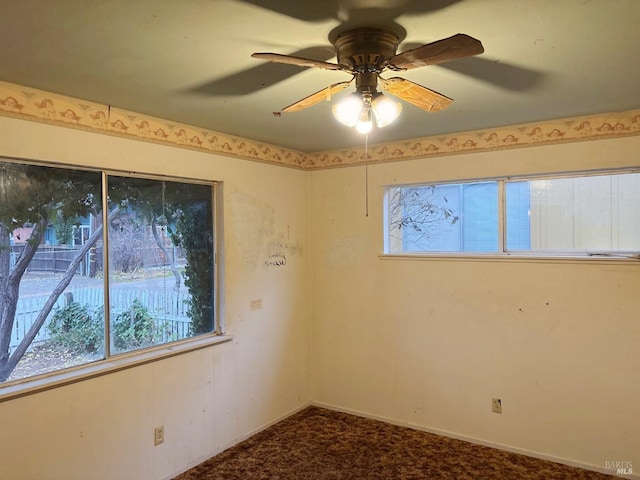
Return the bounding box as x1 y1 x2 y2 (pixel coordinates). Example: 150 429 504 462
311 110 640 169
0 81 312 168
1 80 638 170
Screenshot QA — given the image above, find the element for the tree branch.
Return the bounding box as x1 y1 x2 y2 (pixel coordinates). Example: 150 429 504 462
150 215 181 291
0 207 120 381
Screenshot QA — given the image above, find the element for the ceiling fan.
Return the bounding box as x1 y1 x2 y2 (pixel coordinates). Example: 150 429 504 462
251 27 484 132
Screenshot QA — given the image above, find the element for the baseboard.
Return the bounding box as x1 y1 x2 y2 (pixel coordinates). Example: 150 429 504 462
311 401 637 479
161 403 311 480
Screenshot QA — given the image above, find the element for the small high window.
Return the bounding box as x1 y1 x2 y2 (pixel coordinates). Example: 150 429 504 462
385 170 640 257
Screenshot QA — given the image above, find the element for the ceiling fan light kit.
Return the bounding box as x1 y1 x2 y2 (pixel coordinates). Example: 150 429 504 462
332 91 402 133
332 93 363 128
371 93 402 128
252 27 484 133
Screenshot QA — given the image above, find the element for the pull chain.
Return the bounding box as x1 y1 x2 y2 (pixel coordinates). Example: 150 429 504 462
365 134 369 217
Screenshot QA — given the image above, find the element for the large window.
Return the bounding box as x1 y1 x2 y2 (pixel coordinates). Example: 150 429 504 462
385 170 640 257
0 159 219 385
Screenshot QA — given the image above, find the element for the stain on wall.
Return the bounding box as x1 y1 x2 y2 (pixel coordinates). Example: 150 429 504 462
323 234 370 271
228 190 303 271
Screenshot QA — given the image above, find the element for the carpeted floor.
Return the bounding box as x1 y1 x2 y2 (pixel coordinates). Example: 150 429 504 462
173 406 616 480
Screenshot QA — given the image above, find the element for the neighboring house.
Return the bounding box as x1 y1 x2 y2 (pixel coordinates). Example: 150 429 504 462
10 216 92 247
9 215 94 275
9 226 34 245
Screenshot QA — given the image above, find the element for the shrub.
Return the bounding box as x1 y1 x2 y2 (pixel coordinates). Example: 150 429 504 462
112 299 159 350
48 301 103 354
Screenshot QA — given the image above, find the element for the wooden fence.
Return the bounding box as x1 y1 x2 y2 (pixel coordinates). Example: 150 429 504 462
10 245 90 275
10 287 192 353
11 244 183 278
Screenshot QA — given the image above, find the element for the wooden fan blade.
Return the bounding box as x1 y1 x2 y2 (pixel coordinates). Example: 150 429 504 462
252 52 342 71
388 34 484 70
380 77 453 112
281 80 353 113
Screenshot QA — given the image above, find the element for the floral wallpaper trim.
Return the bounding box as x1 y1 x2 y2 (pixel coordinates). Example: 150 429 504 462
0 81 311 169
1 81 638 170
310 110 640 169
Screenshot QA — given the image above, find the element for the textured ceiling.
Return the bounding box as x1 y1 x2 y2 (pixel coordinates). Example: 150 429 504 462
0 0 638 153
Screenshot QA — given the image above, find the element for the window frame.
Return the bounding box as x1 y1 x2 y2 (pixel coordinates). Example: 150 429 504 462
0 157 228 402
383 167 640 261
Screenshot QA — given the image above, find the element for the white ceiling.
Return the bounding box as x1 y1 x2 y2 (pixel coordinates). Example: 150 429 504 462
0 0 638 153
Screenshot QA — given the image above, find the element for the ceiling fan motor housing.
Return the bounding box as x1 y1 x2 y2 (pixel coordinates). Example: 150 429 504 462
334 27 400 74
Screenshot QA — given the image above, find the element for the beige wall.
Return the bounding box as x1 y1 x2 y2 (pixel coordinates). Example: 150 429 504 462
309 137 640 472
0 116 311 480
1 113 639 478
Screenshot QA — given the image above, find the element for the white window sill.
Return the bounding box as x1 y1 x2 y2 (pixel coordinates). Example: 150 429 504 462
379 253 640 265
0 334 233 403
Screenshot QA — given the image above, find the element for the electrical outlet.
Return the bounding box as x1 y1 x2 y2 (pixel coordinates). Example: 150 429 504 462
492 397 502 414
154 426 165 446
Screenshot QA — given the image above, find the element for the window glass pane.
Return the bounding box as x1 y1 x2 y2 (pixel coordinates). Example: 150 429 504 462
461 182 499 252
506 181 531 250
0 161 104 383
387 181 498 253
506 173 640 252
106 176 215 355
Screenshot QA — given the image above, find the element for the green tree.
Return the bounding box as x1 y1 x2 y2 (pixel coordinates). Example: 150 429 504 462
53 211 75 245
176 202 214 334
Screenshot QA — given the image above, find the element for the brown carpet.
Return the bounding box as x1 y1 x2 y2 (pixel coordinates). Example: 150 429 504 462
173 406 616 480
